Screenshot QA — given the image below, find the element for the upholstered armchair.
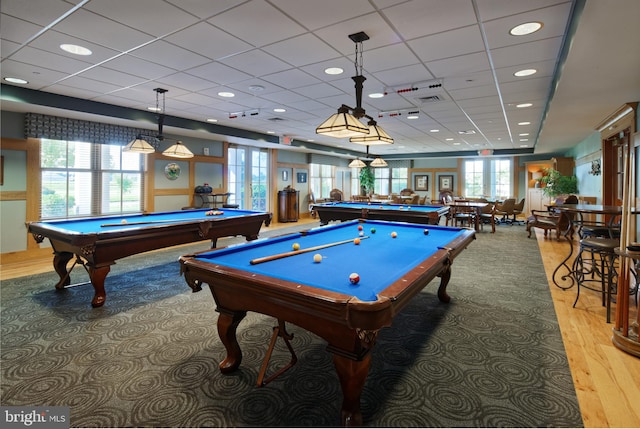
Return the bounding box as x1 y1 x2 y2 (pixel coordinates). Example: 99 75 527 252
329 188 343 201
494 198 516 224
526 195 578 240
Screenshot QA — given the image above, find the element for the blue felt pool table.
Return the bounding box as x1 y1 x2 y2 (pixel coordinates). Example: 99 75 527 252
179 219 475 426
311 201 449 226
27 208 271 307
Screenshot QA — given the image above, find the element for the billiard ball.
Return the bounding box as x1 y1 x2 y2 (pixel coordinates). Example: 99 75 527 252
391 231 397 238
423 229 429 235
357 225 363 231
121 219 128 224
349 273 360 284
370 227 376 234
292 243 300 251
313 253 322 263
358 231 364 237
354 238 361 245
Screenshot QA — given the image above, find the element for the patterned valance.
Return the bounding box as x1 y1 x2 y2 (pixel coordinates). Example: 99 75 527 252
25 112 153 146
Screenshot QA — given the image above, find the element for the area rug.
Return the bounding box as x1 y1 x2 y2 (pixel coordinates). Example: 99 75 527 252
0 223 583 427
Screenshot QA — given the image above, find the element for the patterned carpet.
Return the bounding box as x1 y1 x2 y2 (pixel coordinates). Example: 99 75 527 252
0 222 583 427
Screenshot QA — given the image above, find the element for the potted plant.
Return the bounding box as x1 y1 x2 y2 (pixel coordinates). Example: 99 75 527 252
359 165 375 196
540 167 579 198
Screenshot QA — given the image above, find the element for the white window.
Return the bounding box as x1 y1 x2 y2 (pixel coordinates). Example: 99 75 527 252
463 158 512 199
310 164 333 199
40 139 144 219
391 167 408 193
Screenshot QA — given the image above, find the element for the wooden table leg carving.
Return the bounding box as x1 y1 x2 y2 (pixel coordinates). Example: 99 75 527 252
333 353 371 427
87 265 111 308
216 308 247 373
52 252 74 289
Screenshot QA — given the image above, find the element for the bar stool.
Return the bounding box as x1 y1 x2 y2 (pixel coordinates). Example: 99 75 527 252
573 237 619 322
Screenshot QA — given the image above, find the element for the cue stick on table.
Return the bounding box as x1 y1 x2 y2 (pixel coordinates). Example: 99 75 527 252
100 217 217 227
250 236 369 265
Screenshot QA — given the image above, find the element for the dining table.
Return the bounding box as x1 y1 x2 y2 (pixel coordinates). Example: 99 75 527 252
446 201 488 232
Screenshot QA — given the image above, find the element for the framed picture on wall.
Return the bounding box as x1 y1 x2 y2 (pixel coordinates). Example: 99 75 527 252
439 175 453 191
282 170 289 181
297 172 307 183
414 174 428 191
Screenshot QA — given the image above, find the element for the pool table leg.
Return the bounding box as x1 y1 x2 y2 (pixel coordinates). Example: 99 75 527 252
52 252 74 289
216 308 247 373
88 265 111 308
437 257 452 303
333 353 370 427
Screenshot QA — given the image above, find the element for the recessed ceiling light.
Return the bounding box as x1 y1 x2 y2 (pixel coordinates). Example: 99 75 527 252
273 108 286 113
324 67 343 75
517 103 533 108
518 121 531 126
514 68 537 77
520 138 529 142
266 131 275 134
307 139 314 142
218 91 235 97
60 43 92 55
445 138 454 141
206 118 218 123
407 111 419 119
368 92 384 98
453 142 461 146
147 106 162 112
509 21 543 36
430 129 440 133
520 144 529 147
519 133 529 136
3 77 28 84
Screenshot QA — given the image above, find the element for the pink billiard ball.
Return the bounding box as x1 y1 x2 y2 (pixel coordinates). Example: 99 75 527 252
349 273 360 284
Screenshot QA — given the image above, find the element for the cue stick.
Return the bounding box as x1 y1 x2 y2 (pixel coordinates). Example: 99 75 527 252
250 236 369 265
99 217 216 227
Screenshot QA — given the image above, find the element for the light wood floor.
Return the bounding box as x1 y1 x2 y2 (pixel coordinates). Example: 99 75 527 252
1 218 639 427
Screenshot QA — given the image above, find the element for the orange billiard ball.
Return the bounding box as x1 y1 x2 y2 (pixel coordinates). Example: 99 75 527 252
354 238 361 245
391 231 397 238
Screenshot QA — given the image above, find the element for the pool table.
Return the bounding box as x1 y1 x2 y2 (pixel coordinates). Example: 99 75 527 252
179 219 475 426
311 201 449 226
27 208 271 307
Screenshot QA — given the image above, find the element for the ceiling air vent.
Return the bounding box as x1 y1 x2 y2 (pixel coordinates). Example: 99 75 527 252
418 95 444 103
268 117 285 121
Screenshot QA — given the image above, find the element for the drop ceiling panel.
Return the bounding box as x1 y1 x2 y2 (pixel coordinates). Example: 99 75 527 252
207 1 306 47
53 9 154 52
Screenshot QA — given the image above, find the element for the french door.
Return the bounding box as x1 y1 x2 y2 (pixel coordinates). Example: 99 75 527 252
227 146 269 212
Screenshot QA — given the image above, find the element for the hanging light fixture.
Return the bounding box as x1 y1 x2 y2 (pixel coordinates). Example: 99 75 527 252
348 158 366 168
316 32 392 144
123 88 194 159
370 156 388 167
350 119 393 144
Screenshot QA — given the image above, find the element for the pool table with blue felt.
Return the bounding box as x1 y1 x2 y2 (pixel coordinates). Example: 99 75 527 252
311 201 449 226
27 208 271 307
179 219 475 426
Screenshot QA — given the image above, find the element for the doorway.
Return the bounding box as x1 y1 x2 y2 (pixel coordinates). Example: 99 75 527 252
227 146 269 212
